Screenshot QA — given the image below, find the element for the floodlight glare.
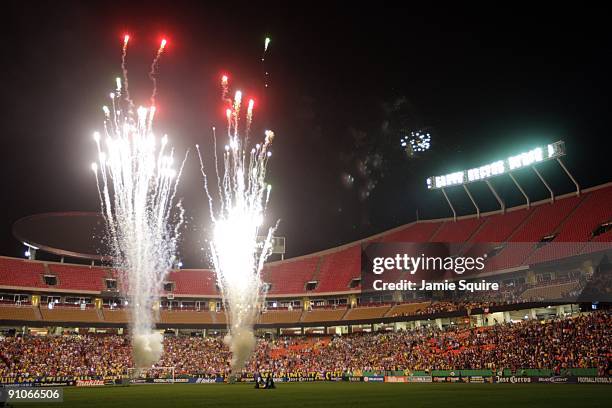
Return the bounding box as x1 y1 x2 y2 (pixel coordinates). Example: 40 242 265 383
426 141 565 189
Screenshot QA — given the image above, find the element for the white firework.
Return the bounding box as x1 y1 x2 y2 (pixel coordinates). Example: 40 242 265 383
198 80 276 374
91 37 184 368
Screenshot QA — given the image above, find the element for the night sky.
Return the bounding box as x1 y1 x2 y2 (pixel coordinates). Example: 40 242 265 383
2 3 611 267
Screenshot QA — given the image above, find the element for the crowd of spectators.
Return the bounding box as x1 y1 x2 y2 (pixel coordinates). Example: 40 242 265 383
0 311 609 379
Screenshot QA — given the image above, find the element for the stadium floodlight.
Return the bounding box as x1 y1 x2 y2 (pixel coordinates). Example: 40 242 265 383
426 141 566 190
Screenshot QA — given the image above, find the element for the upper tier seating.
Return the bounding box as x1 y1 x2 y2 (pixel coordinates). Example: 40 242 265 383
46 263 106 292
314 246 361 293
470 208 532 243
1 185 611 297
0 258 45 288
380 222 442 243
262 257 320 295
165 269 217 296
432 218 484 242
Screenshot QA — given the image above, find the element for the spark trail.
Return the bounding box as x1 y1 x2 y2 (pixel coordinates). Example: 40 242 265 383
198 76 276 374
91 36 184 368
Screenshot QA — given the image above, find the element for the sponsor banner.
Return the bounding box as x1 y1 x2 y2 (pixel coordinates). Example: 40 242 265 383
495 376 533 383
150 378 190 384
76 380 104 387
0 377 75 386
363 376 384 383
249 371 345 382
536 376 576 384
191 377 224 384
577 377 612 384
384 376 407 383
349 376 364 382
31 381 75 387
408 376 433 383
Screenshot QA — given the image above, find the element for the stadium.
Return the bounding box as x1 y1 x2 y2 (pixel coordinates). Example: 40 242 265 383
1 181 611 406
1 4 611 408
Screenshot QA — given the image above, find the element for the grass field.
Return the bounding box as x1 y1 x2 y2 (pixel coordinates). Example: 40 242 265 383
13 382 612 408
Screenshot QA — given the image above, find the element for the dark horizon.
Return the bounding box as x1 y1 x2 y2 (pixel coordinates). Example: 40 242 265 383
2 3 611 267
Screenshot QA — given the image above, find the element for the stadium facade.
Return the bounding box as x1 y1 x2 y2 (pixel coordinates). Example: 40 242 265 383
1 182 610 335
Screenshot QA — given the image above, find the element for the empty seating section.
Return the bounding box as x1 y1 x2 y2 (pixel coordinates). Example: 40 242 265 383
380 222 441 243
314 246 361 293
471 209 532 243
166 270 217 296
510 197 582 242
0 305 39 321
433 218 483 242
527 188 612 264
160 310 214 325
385 302 430 317
492 197 582 269
302 308 347 323
258 310 303 324
554 188 612 242
262 257 319 295
0 257 45 288
343 305 390 320
40 307 100 323
520 281 580 301
46 263 106 291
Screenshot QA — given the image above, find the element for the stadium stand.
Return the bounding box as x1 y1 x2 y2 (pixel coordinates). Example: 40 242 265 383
431 217 484 242
0 311 608 377
384 302 430 317
519 281 581 302
342 305 390 321
471 208 532 243
46 263 106 292
301 307 348 323
262 257 320 295
379 221 442 243
0 257 46 288
314 246 361 293
0 184 610 328
165 269 217 296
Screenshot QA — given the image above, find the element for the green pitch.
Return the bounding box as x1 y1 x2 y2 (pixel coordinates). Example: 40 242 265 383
17 382 612 407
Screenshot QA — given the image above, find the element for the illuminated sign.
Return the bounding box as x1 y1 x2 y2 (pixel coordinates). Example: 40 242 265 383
426 141 565 189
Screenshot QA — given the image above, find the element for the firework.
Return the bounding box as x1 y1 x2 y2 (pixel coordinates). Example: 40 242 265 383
149 38 167 106
198 75 276 374
91 37 185 368
401 130 431 156
261 36 271 88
